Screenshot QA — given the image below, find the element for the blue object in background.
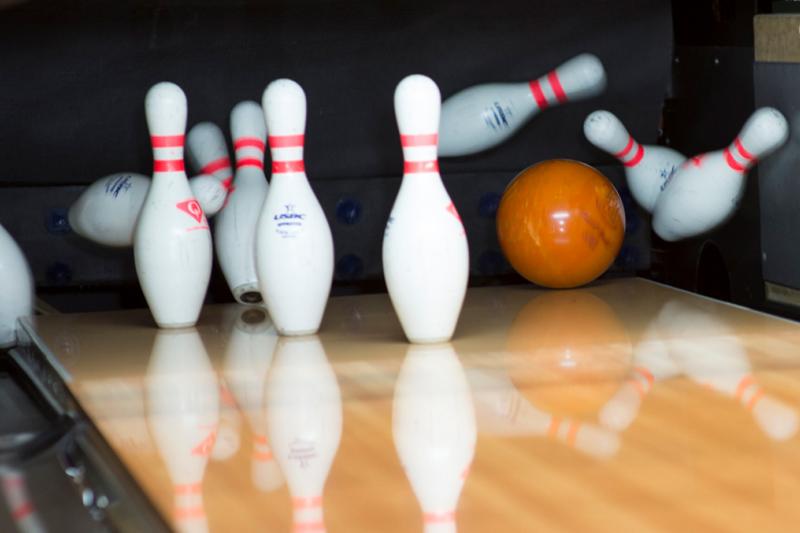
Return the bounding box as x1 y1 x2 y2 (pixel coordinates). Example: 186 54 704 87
478 192 501 218
335 253 364 280
336 198 362 225
46 208 71 235
478 249 508 276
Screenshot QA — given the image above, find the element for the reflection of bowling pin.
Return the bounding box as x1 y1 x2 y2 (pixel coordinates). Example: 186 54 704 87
69 173 226 247
394 344 476 533
266 336 342 533
146 329 219 533
658 300 798 441
439 53 606 157
215 101 270 304
653 107 789 241
384 74 469 344
0 223 33 349
583 110 686 212
187 122 235 193
210 378 242 461
223 307 283 491
134 82 212 329
0 467 45 533
255 79 334 335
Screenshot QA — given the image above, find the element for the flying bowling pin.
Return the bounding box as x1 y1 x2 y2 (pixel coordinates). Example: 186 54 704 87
69 173 225 248
134 82 212 329
215 101 270 304
384 74 469 344
0 223 33 349
438 53 606 157
255 79 334 335
187 122 235 193
583 110 686 213
652 107 789 241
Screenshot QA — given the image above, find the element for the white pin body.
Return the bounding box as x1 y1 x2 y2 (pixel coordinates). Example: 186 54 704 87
187 122 234 192
255 79 333 335
189 174 227 217
0 224 33 348
583 110 685 212
222 307 283 491
135 82 212 329
215 101 269 305
393 344 476 532
439 53 606 157
384 74 469 344
265 336 342 531
653 108 788 241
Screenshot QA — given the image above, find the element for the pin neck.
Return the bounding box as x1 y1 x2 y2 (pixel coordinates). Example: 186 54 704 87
723 137 757 172
401 133 439 175
269 134 305 175
613 135 645 168
151 134 186 174
528 70 568 110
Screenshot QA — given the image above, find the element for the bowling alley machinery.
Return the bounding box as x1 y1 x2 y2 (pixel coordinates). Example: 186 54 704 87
7 0 800 531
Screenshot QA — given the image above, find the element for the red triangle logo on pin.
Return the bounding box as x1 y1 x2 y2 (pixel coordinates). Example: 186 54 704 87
192 430 218 457
446 202 462 222
176 199 205 223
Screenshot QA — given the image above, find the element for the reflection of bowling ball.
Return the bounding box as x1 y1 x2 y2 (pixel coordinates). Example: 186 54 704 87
506 291 632 418
496 160 625 288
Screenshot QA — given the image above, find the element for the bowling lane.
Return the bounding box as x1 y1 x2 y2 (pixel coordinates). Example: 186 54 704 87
20 278 800 532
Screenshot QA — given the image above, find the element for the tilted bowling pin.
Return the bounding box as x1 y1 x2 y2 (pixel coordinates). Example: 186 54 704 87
393 344 476 532
70 173 225 248
0 223 33 349
0 466 45 533
215 101 270 304
134 82 212 329
255 79 334 335
583 110 686 213
653 107 789 241
439 53 606 157
187 122 235 193
265 336 342 533
384 74 469 343
145 328 219 533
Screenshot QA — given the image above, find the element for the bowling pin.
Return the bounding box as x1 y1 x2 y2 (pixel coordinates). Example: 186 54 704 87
0 467 45 533
210 379 242 461
134 82 213 329
384 74 469 344
652 107 789 241
145 328 219 533
583 110 686 213
215 101 270 304
70 173 226 248
223 307 283 492
255 79 334 335
0 223 33 349
265 336 342 533
187 122 235 193
439 53 607 157
393 344 476 532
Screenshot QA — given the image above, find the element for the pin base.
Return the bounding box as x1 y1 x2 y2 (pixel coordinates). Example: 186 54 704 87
234 284 263 304
154 320 197 329
406 334 454 344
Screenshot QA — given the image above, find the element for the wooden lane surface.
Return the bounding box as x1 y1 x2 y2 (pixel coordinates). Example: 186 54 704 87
24 278 800 532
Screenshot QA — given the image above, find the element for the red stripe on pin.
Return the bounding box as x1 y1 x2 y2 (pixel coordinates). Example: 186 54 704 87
423 511 456 524
614 136 635 159
401 133 438 147
528 80 549 109
292 496 323 509
237 158 264 169
269 134 305 148
154 159 185 172
294 521 326 532
222 176 234 191
151 134 184 147
724 148 746 172
174 483 202 495
624 144 645 167
403 160 439 173
234 137 266 151
12 502 33 521
734 137 755 161
548 71 567 103
202 157 232 175
272 160 305 173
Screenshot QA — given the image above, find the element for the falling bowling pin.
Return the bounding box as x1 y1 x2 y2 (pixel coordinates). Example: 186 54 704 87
652 107 789 241
134 82 212 329
255 79 334 335
384 74 469 343
583 110 686 212
215 101 270 304
438 53 606 157
0 223 33 349
187 122 235 193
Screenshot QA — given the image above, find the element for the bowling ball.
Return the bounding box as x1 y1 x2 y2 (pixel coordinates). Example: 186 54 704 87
496 160 625 288
506 291 632 418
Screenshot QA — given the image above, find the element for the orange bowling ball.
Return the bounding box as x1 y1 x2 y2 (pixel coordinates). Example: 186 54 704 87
496 160 625 288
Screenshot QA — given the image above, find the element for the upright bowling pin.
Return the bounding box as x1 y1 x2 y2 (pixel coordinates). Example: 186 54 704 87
134 82 212 329
255 79 334 335
215 101 270 304
0 223 33 348
439 53 606 157
69 173 225 248
583 110 686 213
187 122 235 193
384 74 469 344
266 336 342 533
145 328 219 533
393 344 476 532
652 107 789 241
